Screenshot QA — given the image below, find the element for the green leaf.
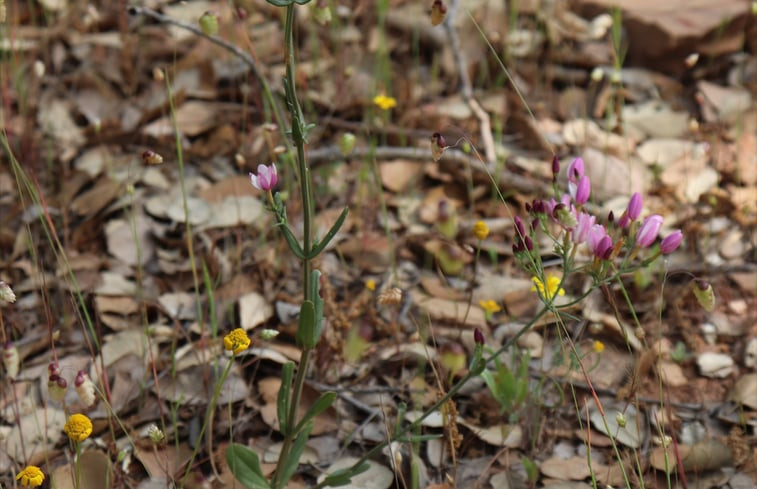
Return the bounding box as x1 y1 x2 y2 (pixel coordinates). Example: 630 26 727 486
226 443 271 489
308 207 349 258
396 433 442 443
277 224 305 260
310 270 324 344
321 462 371 487
293 391 336 435
265 0 294 6
277 362 294 435
278 422 313 488
295 300 316 348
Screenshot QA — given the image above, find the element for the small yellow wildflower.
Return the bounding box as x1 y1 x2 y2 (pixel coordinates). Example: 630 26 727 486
365 279 376 291
593 340 605 353
16 465 44 487
224 328 251 355
530 274 565 301
64 413 93 442
472 220 490 240
478 299 501 314
373 94 397 110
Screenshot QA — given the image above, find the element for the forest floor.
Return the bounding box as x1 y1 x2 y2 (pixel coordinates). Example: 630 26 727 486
0 1 755 488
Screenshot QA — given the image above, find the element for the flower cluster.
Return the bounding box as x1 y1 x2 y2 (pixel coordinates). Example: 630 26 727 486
512 156 683 300
16 465 44 487
373 94 397 110
64 413 93 442
224 328 251 355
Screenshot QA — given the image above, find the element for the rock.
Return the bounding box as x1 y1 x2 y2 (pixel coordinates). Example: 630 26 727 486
744 338 757 370
697 352 735 378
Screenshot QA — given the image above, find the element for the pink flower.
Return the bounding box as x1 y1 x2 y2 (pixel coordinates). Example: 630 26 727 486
572 212 596 243
249 163 278 191
573 175 591 204
627 192 642 220
567 157 584 183
635 215 663 248
660 230 683 254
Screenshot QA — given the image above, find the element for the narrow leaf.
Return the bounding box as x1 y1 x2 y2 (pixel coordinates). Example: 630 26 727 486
309 207 349 258
295 300 316 348
277 223 305 259
321 462 371 487
277 362 294 435
278 422 313 488
293 391 336 435
226 444 271 489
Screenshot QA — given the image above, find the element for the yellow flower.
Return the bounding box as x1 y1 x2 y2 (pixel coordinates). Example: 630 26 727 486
530 274 565 301
64 413 92 442
224 328 250 355
365 279 376 291
472 220 490 240
478 299 501 314
16 465 44 487
593 340 605 353
373 94 397 110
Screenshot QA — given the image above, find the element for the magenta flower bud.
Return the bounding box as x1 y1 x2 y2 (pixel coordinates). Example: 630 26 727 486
474 328 484 345
635 215 663 248
607 211 614 223
574 175 590 204
532 200 546 214
525 202 532 213
617 214 630 228
249 163 278 191
567 157 584 183
524 235 534 251
514 216 526 238
660 230 683 254
551 155 560 179
594 235 613 259
627 192 642 221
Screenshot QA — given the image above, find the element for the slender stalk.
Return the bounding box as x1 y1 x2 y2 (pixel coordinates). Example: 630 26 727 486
271 5 316 488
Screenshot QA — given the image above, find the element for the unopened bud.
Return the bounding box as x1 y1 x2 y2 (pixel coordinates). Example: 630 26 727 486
615 411 627 428
312 1 332 25
431 132 447 161
75 370 96 407
692 279 715 311
49 362 61 377
590 66 604 82
0 281 16 304
474 328 484 345
199 11 219 36
551 155 560 176
430 0 447 26
260 329 279 340
339 132 356 156
142 149 163 165
3 342 19 378
147 424 165 443
48 375 68 403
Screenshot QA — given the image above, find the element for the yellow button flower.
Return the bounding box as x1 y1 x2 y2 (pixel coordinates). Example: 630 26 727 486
224 328 251 355
530 274 565 302
365 279 376 291
472 220 490 240
16 465 44 487
373 94 397 110
478 299 501 314
64 413 93 442
593 340 605 353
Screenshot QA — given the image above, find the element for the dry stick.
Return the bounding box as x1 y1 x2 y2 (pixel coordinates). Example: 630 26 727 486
443 0 496 166
306 145 544 195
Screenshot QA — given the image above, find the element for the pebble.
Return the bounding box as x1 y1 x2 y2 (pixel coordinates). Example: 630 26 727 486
697 352 735 378
744 337 757 370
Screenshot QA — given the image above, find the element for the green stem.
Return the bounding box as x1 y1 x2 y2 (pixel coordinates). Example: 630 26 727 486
271 5 316 488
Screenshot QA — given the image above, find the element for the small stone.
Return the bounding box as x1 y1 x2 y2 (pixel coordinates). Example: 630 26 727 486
744 338 757 369
700 323 717 344
697 352 735 378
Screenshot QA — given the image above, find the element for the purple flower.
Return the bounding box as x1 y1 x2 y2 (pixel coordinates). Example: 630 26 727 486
474 328 484 345
660 230 683 254
573 175 591 204
585 223 606 249
249 163 278 191
627 193 642 221
572 212 596 243
567 157 584 183
635 215 663 248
